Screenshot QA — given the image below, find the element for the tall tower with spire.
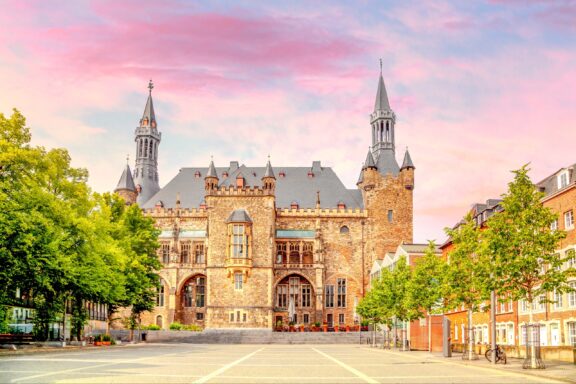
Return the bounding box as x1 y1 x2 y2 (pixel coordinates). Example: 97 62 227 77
358 64 414 264
370 61 399 175
133 80 161 205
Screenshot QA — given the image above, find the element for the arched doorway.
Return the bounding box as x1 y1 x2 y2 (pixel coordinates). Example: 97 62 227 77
176 274 206 325
274 274 315 328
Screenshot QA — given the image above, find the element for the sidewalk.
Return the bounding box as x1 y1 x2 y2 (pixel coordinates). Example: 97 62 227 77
0 342 138 357
438 351 576 383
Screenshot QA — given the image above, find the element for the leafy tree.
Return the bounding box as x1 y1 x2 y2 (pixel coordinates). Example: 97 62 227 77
484 165 567 367
405 241 447 351
444 214 490 359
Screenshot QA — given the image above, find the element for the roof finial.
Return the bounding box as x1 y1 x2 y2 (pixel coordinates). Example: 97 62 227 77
379 58 382 75
148 79 154 94
126 154 130 165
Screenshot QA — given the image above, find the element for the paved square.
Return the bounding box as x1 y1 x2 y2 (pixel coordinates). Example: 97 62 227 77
0 344 564 383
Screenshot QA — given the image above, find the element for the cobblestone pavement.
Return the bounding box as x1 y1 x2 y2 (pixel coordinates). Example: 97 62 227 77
0 344 568 383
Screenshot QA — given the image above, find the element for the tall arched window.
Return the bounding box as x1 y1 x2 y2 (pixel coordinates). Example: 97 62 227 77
144 139 148 158
139 139 143 157
156 281 165 307
182 275 206 308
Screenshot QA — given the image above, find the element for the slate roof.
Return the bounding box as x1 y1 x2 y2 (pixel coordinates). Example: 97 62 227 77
536 163 576 197
401 150 415 170
115 164 136 191
141 161 364 209
363 150 376 169
374 74 391 112
141 92 156 124
226 209 252 223
374 149 400 176
263 159 275 178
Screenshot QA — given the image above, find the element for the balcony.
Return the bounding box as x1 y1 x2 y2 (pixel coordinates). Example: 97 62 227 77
225 257 252 268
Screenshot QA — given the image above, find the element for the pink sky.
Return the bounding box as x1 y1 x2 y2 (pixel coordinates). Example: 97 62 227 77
1 0 575 243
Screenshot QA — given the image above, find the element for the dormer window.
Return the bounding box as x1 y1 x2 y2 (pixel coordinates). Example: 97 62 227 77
194 171 201 178
155 200 164 208
222 172 228 178
558 170 569 189
279 171 286 178
290 201 299 209
307 171 314 178
236 176 245 188
337 201 346 209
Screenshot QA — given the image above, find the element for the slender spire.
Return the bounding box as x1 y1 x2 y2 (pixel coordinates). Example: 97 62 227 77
141 80 156 125
374 71 391 112
362 148 377 170
115 163 136 192
401 148 415 170
263 156 275 179
206 157 218 178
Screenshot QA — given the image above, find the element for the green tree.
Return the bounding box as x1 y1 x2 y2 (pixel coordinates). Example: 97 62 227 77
444 214 490 359
405 241 447 351
484 165 567 368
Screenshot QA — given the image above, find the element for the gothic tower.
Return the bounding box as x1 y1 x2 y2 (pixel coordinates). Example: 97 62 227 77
114 159 137 205
133 80 161 205
358 67 414 274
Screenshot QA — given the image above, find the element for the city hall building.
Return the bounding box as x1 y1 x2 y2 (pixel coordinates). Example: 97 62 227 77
114 73 415 329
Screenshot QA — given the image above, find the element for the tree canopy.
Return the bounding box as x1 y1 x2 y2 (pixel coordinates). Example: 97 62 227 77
0 109 160 339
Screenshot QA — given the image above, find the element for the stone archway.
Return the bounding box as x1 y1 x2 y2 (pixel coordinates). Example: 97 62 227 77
273 273 316 328
175 274 206 326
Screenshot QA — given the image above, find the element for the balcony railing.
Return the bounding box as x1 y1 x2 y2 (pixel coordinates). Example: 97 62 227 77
274 262 314 269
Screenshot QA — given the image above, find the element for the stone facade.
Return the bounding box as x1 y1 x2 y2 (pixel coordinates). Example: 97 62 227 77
118 73 415 330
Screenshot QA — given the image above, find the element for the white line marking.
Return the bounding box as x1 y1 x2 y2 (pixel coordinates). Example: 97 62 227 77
193 347 264 384
10 350 190 383
312 347 378 384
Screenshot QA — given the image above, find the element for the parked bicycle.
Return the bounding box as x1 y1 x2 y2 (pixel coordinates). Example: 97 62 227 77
485 344 507 364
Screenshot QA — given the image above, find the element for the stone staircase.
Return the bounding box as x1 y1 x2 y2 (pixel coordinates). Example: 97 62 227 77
139 329 380 344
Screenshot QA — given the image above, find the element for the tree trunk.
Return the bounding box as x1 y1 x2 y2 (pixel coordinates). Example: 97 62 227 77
428 313 432 352
464 308 478 360
528 301 538 369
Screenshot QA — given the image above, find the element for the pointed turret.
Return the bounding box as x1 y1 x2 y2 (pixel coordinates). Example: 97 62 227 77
362 149 377 170
205 158 219 191
261 157 276 192
263 158 275 179
207 159 217 178
134 80 161 205
140 80 157 127
400 149 415 170
374 72 391 112
115 160 137 205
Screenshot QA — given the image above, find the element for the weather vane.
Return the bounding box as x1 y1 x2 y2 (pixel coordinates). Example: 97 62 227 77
379 58 383 74
148 79 154 93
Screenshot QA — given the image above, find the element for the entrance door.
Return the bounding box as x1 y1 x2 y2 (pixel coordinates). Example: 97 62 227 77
327 314 333 328
550 324 560 346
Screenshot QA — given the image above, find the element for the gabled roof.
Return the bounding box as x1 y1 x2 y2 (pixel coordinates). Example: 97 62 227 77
141 161 364 209
374 74 391 112
399 243 440 254
115 164 136 191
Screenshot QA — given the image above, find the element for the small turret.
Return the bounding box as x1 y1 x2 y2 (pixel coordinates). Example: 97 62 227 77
400 148 415 190
205 159 219 191
261 157 276 191
115 159 137 205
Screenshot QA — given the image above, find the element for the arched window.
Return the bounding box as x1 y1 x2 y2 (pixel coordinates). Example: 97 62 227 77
139 139 143 157
182 276 206 308
289 242 300 264
340 226 350 234
156 281 165 307
144 139 148 158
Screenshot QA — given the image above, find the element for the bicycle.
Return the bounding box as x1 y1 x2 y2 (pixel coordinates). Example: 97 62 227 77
485 344 507 364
